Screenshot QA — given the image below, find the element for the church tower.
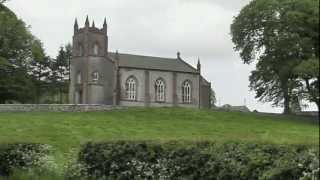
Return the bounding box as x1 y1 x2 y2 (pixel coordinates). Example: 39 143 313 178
69 16 115 104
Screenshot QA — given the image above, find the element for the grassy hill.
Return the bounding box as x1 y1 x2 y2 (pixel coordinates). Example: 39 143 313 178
0 107 318 169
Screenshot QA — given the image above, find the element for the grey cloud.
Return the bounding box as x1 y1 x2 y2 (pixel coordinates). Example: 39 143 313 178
180 0 251 11
6 0 308 112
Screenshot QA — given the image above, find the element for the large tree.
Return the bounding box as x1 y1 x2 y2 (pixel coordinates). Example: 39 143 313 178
294 58 319 110
0 0 8 4
64 43 72 81
29 39 52 103
0 3 37 103
210 88 217 107
50 45 72 103
231 0 319 113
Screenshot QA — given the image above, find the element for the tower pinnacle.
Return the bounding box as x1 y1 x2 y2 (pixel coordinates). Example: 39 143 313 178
197 58 201 73
92 20 95 28
103 17 107 35
103 17 107 27
74 18 78 33
85 15 90 27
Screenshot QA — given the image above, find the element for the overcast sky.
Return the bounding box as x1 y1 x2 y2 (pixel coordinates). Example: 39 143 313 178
7 0 307 113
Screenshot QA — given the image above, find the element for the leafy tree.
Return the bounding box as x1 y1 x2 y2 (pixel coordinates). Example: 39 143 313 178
294 58 319 110
65 43 72 81
51 45 72 103
210 88 216 107
0 0 8 4
0 3 36 103
29 39 52 103
231 0 319 113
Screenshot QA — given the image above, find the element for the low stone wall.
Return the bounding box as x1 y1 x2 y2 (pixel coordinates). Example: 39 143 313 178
0 104 125 112
295 111 319 117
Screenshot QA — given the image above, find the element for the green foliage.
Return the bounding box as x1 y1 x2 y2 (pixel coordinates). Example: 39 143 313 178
295 59 320 79
49 44 72 104
74 141 319 180
210 88 216 107
294 58 320 109
0 144 51 176
0 4 37 103
0 4 33 67
0 68 36 103
29 39 52 103
231 0 319 113
0 169 63 180
0 3 71 104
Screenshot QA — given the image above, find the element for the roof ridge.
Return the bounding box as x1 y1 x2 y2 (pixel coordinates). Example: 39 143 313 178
108 51 199 73
177 57 198 73
109 52 176 60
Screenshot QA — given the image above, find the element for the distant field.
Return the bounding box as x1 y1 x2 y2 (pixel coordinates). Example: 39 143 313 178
0 107 318 168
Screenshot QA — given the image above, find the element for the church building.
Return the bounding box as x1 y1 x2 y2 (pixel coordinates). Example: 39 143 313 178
69 17 212 108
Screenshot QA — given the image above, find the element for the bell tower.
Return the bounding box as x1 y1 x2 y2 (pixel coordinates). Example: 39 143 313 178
69 16 115 104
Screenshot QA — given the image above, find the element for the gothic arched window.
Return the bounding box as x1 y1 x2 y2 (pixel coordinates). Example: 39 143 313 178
79 44 83 56
92 71 99 82
155 78 165 102
93 43 99 55
182 80 192 103
77 72 82 84
126 76 137 101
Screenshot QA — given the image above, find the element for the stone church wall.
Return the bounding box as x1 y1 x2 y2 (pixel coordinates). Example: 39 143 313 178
149 70 174 104
69 56 114 104
176 73 200 108
119 68 146 105
118 68 199 108
87 57 114 104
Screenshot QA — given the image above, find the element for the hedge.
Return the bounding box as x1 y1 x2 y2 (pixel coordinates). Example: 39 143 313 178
75 141 319 180
0 143 50 176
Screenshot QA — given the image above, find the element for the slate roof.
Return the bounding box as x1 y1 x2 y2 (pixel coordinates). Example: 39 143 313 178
108 52 198 73
201 76 211 86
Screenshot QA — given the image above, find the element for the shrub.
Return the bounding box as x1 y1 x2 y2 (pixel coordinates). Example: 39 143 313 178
0 169 63 180
75 141 319 180
0 143 52 176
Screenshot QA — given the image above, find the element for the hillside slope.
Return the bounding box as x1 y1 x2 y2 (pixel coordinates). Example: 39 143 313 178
0 107 318 171
0 108 318 148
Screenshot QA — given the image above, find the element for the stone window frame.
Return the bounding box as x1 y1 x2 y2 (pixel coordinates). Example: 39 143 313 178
125 76 138 101
92 42 100 56
92 71 99 82
78 43 84 56
77 71 82 84
182 80 192 104
154 78 166 103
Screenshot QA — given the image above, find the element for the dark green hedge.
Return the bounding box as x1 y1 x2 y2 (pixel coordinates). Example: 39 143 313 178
77 141 319 180
0 143 49 176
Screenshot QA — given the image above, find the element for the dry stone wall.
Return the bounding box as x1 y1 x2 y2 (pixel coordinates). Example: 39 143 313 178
0 104 124 112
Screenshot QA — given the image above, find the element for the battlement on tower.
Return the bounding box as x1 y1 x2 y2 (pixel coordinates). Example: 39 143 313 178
74 16 107 35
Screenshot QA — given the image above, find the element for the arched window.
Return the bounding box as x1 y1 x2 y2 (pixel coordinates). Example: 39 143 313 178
92 71 99 82
155 78 165 102
77 72 82 84
182 80 192 103
125 77 137 101
79 45 83 56
93 43 99 55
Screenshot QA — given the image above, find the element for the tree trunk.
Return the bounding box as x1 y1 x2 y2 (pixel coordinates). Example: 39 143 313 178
282 80 291 114
305 78 319 112
283 93 291 114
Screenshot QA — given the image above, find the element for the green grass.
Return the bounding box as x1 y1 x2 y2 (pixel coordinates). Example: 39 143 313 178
0 107 318 169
